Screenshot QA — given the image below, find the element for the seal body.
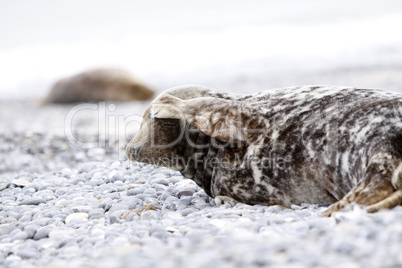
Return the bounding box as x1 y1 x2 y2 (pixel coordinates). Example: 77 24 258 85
44 68 154 103
127 85 402 215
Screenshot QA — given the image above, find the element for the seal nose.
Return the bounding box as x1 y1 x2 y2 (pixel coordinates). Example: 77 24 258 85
134 146 141 158
126 145 141 161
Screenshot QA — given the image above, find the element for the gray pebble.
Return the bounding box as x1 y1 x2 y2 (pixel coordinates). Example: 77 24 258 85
17 248 39 259
24 225 40 239
48 229 75 239
0 181 10 191
71 206 92 213
19 197 46 206
181 208 198 217
143 188 157 195
149 226 167 239
126 198 143 210
33 226 52 240
65 213 88 224
99 198 113 211
177 189 195 198
107 214 120 224
160 191 171 201
61 168 73 177
178 197 194 207
12 178 32 187
125 212 140 222
18 214 32 222
1 217 17 224
78 162 100 173
89 214 105 220
141 210 159 221
127 188 144 196
0 224 14 236
108 203 129 213
88 209 105 217
22 187 36 195
11 231 29 241
152 178 169 186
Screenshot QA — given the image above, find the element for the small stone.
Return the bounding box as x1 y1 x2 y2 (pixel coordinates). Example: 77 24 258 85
126 212 140 222
181 208 197 216
212 209 243 216
98 198 113 211
160 191 171 201
164 203 177 211
78 162 100 173
109 204 129 213
177 189 195 198
266 205 287 213
149 226 167 239
18 214 32 222
1 217 17 224
127 188 144 196
24 225 40 239
152 178 169 186
144 197 161 208
197 203 212 210
56 199 74 206
61 168 73 177
61 246 80 256
49 229 76 239
19 197 46 206
125 198 143 210
143 188 157 195
12 178 31 187
107 214 120 224
92 172 103 180
194 199 207 209
0 224 13 236
17 248 39 259
71 206 91 213
140 210 159 221
291 204 301 210
89 214 105 220
178 197 193 207
162 211 183 220
65 213 89 224
0 181 10 191
88 209 105 217
135 177 148 184
91 228 105 238
11 231 29 241
5 254 22 262
33 226 52 240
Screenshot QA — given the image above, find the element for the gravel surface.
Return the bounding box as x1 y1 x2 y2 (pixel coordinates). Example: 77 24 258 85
2 98 402 268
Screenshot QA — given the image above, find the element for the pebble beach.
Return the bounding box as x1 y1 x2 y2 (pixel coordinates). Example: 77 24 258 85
2 94 402 268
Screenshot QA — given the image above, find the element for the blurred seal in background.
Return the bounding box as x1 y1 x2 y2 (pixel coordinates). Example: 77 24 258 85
42 68 154 104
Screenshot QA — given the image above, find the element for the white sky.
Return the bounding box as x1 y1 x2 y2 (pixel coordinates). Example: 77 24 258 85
1 0 402 98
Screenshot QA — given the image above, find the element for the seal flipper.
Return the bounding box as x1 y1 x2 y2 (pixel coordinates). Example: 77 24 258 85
366 189 402 213
365 162 402 213
321 162 396 217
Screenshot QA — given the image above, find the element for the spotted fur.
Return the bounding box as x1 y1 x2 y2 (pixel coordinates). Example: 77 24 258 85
127 85 402 216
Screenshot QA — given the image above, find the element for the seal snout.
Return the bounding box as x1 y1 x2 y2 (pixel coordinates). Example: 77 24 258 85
126 144 141 161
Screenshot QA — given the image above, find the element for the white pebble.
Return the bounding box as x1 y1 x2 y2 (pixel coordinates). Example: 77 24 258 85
65 213 89 224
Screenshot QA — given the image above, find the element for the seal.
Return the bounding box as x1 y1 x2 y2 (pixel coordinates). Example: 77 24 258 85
126 85 402 216
43 68 154 103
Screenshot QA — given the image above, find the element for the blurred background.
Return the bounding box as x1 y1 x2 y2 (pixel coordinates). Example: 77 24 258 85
1 0 402 100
